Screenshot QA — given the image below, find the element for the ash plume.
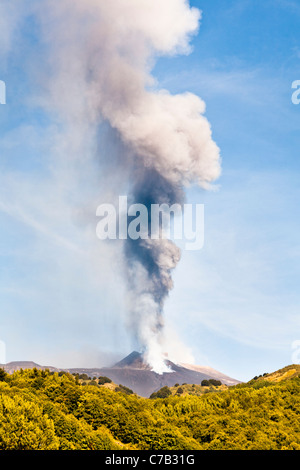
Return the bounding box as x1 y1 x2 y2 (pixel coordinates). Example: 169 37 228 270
30 0 221 373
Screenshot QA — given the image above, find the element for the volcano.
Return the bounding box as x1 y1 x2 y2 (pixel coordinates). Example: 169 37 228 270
92 351 240 397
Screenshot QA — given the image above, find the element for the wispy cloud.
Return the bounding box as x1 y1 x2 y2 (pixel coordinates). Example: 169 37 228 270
0 199 84 254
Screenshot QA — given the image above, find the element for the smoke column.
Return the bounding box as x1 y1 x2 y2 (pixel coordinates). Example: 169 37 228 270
34 0 221 373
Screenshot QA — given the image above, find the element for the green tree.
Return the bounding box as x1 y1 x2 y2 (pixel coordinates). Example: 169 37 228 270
208 379 222 386
0 369 7 382
152 386 172 399
98 376 112 385
0 394 59 450
201 380 209 386
115 384 134 395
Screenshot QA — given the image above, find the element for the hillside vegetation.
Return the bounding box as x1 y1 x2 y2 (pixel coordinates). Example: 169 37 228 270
0 366 299 450
252 365 300 383
152 379 227 398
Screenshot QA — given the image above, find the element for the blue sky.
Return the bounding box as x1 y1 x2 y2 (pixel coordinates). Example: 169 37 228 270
0 0 300 381
160 0 300 380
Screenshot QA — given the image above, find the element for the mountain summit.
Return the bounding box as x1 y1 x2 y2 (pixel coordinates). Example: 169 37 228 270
113 351 151 370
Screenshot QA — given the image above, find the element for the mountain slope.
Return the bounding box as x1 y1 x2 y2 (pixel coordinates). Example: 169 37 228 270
0 361 59 375
249 364 300 384
178 362 238 386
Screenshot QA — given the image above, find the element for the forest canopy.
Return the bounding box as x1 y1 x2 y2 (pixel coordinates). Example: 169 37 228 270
0 367 299 450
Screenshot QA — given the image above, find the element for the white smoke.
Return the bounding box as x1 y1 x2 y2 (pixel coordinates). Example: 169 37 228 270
5 1 221 373
0 2 22 58
35 0 220 187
